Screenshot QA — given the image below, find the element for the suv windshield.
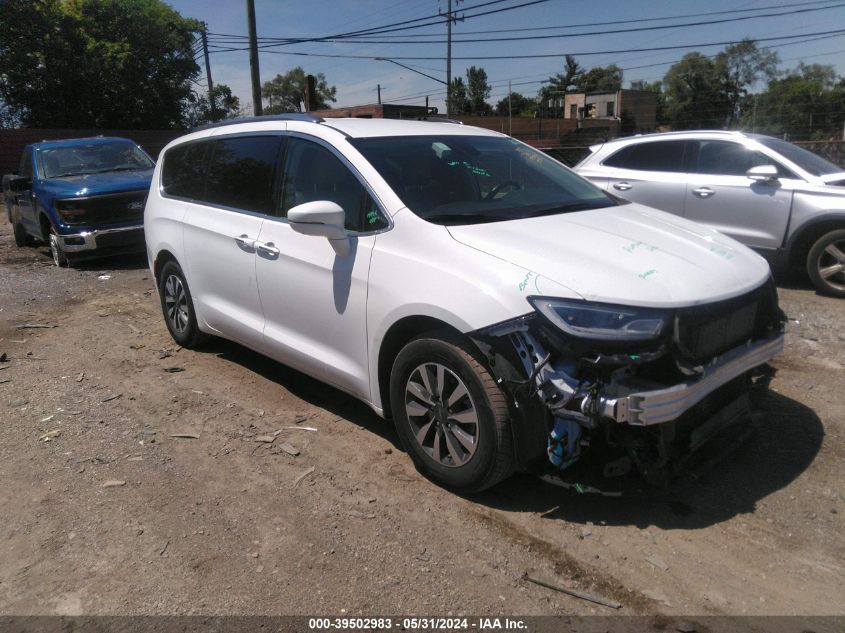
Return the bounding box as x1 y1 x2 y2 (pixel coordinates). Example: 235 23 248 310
39 142 154 179
350 135 616 224
756 136 842 177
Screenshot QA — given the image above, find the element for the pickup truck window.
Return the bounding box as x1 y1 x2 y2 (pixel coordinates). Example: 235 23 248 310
19 149 33 179
39 142 153 178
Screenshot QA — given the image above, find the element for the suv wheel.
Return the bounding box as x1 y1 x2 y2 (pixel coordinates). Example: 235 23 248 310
807 229 845 298
389 331 513 492
158 260 208 348
49 229 69 267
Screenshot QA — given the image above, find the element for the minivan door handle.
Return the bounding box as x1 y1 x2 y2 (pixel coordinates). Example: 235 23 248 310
613 182 632 191
234 234 256 249
692 187 715 198
256 241 280 258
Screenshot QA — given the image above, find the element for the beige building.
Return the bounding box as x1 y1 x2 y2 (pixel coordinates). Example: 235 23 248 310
564 89 657 133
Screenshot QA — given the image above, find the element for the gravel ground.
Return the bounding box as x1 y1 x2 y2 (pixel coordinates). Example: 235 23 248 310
0 219 842 618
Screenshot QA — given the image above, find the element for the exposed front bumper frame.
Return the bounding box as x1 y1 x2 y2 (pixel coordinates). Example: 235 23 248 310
599 334 784 426
60 224 144 252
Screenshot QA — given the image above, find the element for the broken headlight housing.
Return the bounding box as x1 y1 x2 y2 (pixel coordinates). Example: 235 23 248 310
528 297 669 342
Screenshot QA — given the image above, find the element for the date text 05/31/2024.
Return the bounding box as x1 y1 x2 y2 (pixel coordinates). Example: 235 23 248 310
308 617 528 630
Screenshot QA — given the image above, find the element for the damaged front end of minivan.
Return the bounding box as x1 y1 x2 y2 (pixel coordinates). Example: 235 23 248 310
470 279 785 490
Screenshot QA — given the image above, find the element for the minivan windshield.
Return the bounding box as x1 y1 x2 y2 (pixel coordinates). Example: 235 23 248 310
350 135 616 224
38 142 154 179
755 136 842 177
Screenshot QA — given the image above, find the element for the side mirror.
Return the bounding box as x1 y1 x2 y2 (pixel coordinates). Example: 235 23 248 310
287 200 350 256
8 176 32 192
746 164 779 183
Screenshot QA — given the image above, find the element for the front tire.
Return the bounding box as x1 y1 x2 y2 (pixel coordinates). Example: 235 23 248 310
807 229 845 298
49 229 69 267
389 331 514 492
158 260 208 348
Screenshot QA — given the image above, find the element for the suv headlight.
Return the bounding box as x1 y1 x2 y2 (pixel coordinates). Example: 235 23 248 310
528 296 669 342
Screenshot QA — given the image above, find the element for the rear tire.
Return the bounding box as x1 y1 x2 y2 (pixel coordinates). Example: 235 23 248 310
389 331 514 492
13 219 31 248
807 229 845 298
158 260 208 348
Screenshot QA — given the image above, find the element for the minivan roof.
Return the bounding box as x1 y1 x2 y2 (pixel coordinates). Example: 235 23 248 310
193 115 502 140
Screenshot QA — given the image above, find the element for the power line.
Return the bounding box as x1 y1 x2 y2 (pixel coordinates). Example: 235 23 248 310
324 0 844 39
208 28 845 61
225 2 845 46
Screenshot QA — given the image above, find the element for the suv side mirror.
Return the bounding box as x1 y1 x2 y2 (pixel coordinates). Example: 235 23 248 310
287 200 350 256
746 164 779 183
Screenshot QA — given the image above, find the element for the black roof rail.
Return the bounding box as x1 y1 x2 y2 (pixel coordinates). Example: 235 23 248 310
192 113 324 132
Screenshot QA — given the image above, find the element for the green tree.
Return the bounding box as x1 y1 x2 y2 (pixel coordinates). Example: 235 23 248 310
0 0 200 128
745 63 845 140
262 68 336 113
465 66 492 115
447 77 469 115
716 39 779 126
663 52 730 129
538 55 582 104
576 64 623 93
185 84 241 128
494 92 533 117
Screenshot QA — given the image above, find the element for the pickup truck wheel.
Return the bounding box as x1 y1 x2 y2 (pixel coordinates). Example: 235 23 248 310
13 220 32 248
158 261 208 348
48 229 69 267
389 332 514 492
807 229 845 298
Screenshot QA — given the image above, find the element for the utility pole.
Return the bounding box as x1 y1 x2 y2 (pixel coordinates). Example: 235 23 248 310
508 79 512 136
441 0 462 117
200 24 215 118
377 84 381 105
246 0 262 116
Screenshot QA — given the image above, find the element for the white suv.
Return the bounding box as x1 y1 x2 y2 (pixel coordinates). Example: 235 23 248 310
145 115 784 491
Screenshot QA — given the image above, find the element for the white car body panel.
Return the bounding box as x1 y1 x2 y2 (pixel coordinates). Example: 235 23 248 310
447 203 770 307
145 118 778 417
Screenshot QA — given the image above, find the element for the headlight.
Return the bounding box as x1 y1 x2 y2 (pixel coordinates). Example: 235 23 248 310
56 201 87 224
528 296 669 341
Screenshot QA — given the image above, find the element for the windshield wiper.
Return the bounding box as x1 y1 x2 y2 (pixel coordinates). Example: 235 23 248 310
521 201 608 218
423 212 500 225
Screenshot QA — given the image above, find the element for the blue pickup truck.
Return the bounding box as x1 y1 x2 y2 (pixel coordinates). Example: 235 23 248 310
2 137 154 266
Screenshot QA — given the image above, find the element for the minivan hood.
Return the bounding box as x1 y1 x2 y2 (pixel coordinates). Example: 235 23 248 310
447 203 771 308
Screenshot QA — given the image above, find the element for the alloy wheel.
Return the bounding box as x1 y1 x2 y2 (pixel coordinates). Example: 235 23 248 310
816 239 845 293
404 362 479 468
164 274 190 335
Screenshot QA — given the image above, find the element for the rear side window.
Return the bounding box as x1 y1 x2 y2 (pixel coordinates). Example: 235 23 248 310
162 142 208 199
204 136 283 214
280 137 388 232
603 141 688 172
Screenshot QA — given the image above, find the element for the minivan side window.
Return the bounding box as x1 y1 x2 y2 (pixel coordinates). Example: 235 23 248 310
603 141 688 172
280 137 388 232
162 142 209 200
204 135 283 214
691 140 793 178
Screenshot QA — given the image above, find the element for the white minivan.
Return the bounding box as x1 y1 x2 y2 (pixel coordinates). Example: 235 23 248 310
144 115 785 492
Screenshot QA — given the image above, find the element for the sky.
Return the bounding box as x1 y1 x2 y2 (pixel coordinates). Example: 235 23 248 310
165 0 845 114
